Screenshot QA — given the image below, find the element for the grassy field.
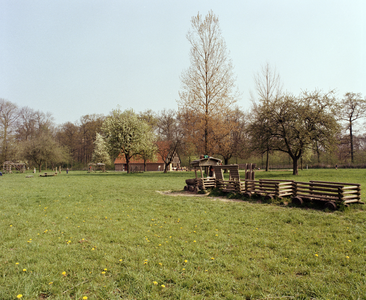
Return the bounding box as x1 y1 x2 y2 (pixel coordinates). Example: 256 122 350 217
1 169 366 299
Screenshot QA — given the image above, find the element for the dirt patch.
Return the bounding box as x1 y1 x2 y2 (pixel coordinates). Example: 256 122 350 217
156 190 243 202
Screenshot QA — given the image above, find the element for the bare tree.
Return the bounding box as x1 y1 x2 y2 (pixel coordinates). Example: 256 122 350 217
340 92 366 163
213 108 248 165
16 107 54 141
251 63 283 171
156 109 181 173
178 10 238 156
0 99 19 163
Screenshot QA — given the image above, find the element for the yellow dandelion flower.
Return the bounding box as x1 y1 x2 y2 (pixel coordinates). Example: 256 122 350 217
193 240 196 243
101 271 106 274
184 260 188 263
211 257 215 260
15 262 19 265
49 282 53 285
159 263 162 266
153 281 158 285
104 268 107 271
348 240 351 242
62 271 66 276
10 225 12 227
161 284 165 288
315 254 318 257
91 248 95 251
17 295 22 299
182 268 185 270
23 269 26 272
144 261 147 265
119 259 122 262
83 297 88 300
346 256 350 259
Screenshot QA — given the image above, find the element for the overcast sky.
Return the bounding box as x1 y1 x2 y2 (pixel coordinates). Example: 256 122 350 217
1 0 365 125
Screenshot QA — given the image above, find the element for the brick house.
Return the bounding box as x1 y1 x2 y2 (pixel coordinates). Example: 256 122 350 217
114 142 180 172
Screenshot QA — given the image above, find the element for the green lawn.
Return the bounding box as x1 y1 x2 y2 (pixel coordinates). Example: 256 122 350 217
1 169 366 299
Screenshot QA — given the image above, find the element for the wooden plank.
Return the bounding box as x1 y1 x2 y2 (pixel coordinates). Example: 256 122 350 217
342 195 360 199
295 193 338 200
295 190 339 197
296 182 343 189
341 190 359 195
310 180 360 186
342 186 360 190
344 199 362 203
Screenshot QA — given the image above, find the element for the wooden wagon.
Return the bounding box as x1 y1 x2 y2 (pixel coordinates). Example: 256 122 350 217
244 179 294 200
292 180 363 209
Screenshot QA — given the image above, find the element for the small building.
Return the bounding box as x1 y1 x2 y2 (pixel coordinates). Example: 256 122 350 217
114 151 180 172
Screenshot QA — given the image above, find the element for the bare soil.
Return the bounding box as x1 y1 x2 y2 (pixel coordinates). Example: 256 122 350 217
156 190 243 202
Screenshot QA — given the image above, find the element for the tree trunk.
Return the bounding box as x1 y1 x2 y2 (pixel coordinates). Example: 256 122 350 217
301 157 303 170
144 160 147 172
265 146 269 171
164 163 169 173
292 157 298 175
350 121 354 163
204 116 208 155
125 154 130 174
38 163 42 173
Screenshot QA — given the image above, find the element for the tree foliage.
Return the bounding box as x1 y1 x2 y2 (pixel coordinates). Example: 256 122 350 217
92 133 111 165
22 131 66 172
215 108 248 165
102 109 155 173
248 90 340 175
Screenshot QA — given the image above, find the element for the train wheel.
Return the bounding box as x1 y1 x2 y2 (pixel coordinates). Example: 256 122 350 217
292 197 303 206
324 201 337 210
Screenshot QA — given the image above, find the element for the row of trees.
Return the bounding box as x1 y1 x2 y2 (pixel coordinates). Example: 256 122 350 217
1 11 365 174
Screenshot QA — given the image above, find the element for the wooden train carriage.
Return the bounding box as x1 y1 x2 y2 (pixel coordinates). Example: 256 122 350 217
244 179 293 199
292 181 362 209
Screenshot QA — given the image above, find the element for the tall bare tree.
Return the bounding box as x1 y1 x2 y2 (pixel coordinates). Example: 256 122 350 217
251 63 283 171
178 10 238 156
0 99 19 163
340 92 366 163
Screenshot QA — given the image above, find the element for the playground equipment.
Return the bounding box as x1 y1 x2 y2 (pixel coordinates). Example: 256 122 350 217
88 163 106 172
3 161 26 173
183 163 362 210
184 157 222 192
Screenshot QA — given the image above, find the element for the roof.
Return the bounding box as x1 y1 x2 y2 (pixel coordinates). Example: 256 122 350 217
190 157 222 167
114 141 178 165
114 154 165 164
